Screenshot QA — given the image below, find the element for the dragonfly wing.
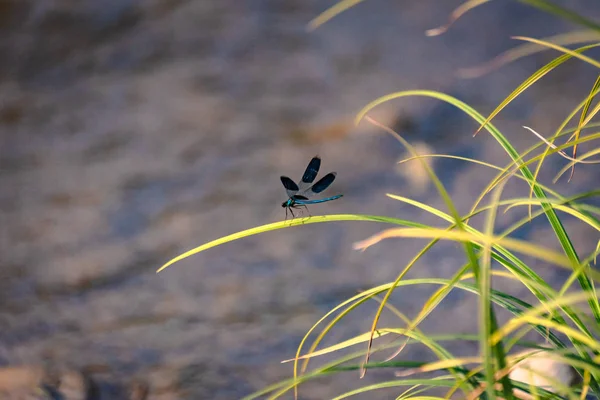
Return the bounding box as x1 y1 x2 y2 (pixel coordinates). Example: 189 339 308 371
307 172 337 194
280 176 299 198
300 156 321 187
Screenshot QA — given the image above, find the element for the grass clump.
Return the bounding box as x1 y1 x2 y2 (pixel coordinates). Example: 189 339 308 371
158 2 600 399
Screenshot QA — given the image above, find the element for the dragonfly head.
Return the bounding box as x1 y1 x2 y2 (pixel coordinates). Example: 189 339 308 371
282 198 293 208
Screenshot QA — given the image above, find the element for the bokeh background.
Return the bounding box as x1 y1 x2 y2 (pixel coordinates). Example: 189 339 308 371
1 0 600 398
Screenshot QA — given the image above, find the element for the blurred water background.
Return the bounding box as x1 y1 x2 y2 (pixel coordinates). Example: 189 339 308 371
1 0 599 398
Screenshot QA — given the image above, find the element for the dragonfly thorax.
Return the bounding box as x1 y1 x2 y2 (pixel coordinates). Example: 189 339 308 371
282 198 295 208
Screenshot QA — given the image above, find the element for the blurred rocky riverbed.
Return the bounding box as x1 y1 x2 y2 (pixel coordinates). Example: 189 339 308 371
1 0 599 398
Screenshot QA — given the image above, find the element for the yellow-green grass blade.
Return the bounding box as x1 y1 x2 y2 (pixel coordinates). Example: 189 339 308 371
293 323 473 396
285 275 565 399
494 193 600 384
370 297 475 394
396 142 599 213
294 293 374 399
475 129 600 221
513 36 600 69
517 0 600 33
378 198 600 389
357 90 600 333
458 30 600 79
286 276 574 399
505 202 600 229
352 228 600 382
480 180 509 399
354 227 584 271
568 74 600 180
529 86 600 223
243 348 372 400
290 284 393 398
473 43 600 135
492 292 600 352
395 150 600 250
469 122 600 219
333 379 456 400
290 276 460 399
531 88 600 190
555 142 600 183
387 191 599 346
388 193 600 236
361 116 485 379
286 328 450 363
157 214 422 273
381 195 597 278
307 0 366 31
294 236 481 398
380 192 595 392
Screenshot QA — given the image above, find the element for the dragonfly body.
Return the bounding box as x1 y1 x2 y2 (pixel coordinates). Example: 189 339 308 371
280 156 342 218
282 195 343 209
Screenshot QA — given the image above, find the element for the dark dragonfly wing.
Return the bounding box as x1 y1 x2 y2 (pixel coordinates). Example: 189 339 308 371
300 156 321 186
280 176 299 198
307 172 337 194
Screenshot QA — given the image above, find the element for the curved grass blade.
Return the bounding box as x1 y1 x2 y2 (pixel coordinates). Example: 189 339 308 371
512 36 600 69
283 276 569 399
528 86 600 223
332 378 457 400
555 145 600 183
473 43 600 136
472 128 600 220
523 126 600 164
387 187 600 341
517 0 600 33
458 30 600 79
388 165 597 390
403 186 600 395
353 227 578 270
359 117 484 380
425 0 491 37
504 201 600 230
568 74 600 181
492 292 600 351
307 0 366 31
157 214 423 273
480 180 511 398
468 122 600 220
356 89 600 335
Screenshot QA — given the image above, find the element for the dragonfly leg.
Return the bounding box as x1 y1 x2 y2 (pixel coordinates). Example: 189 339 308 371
299 204 311 223
289 207 296 219
303 205 311 217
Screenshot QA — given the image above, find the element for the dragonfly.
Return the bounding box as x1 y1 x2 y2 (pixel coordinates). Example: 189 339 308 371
280 156 343 219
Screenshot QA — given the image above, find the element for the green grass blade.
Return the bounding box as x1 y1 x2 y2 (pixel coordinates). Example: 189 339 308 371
567 73 600 180
473 43 600 135
360 117 486 379
513 36 600 68
517 0 600 33
157 214 424 273
307 0 366 31
458 30 600 78
357 89 600 328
